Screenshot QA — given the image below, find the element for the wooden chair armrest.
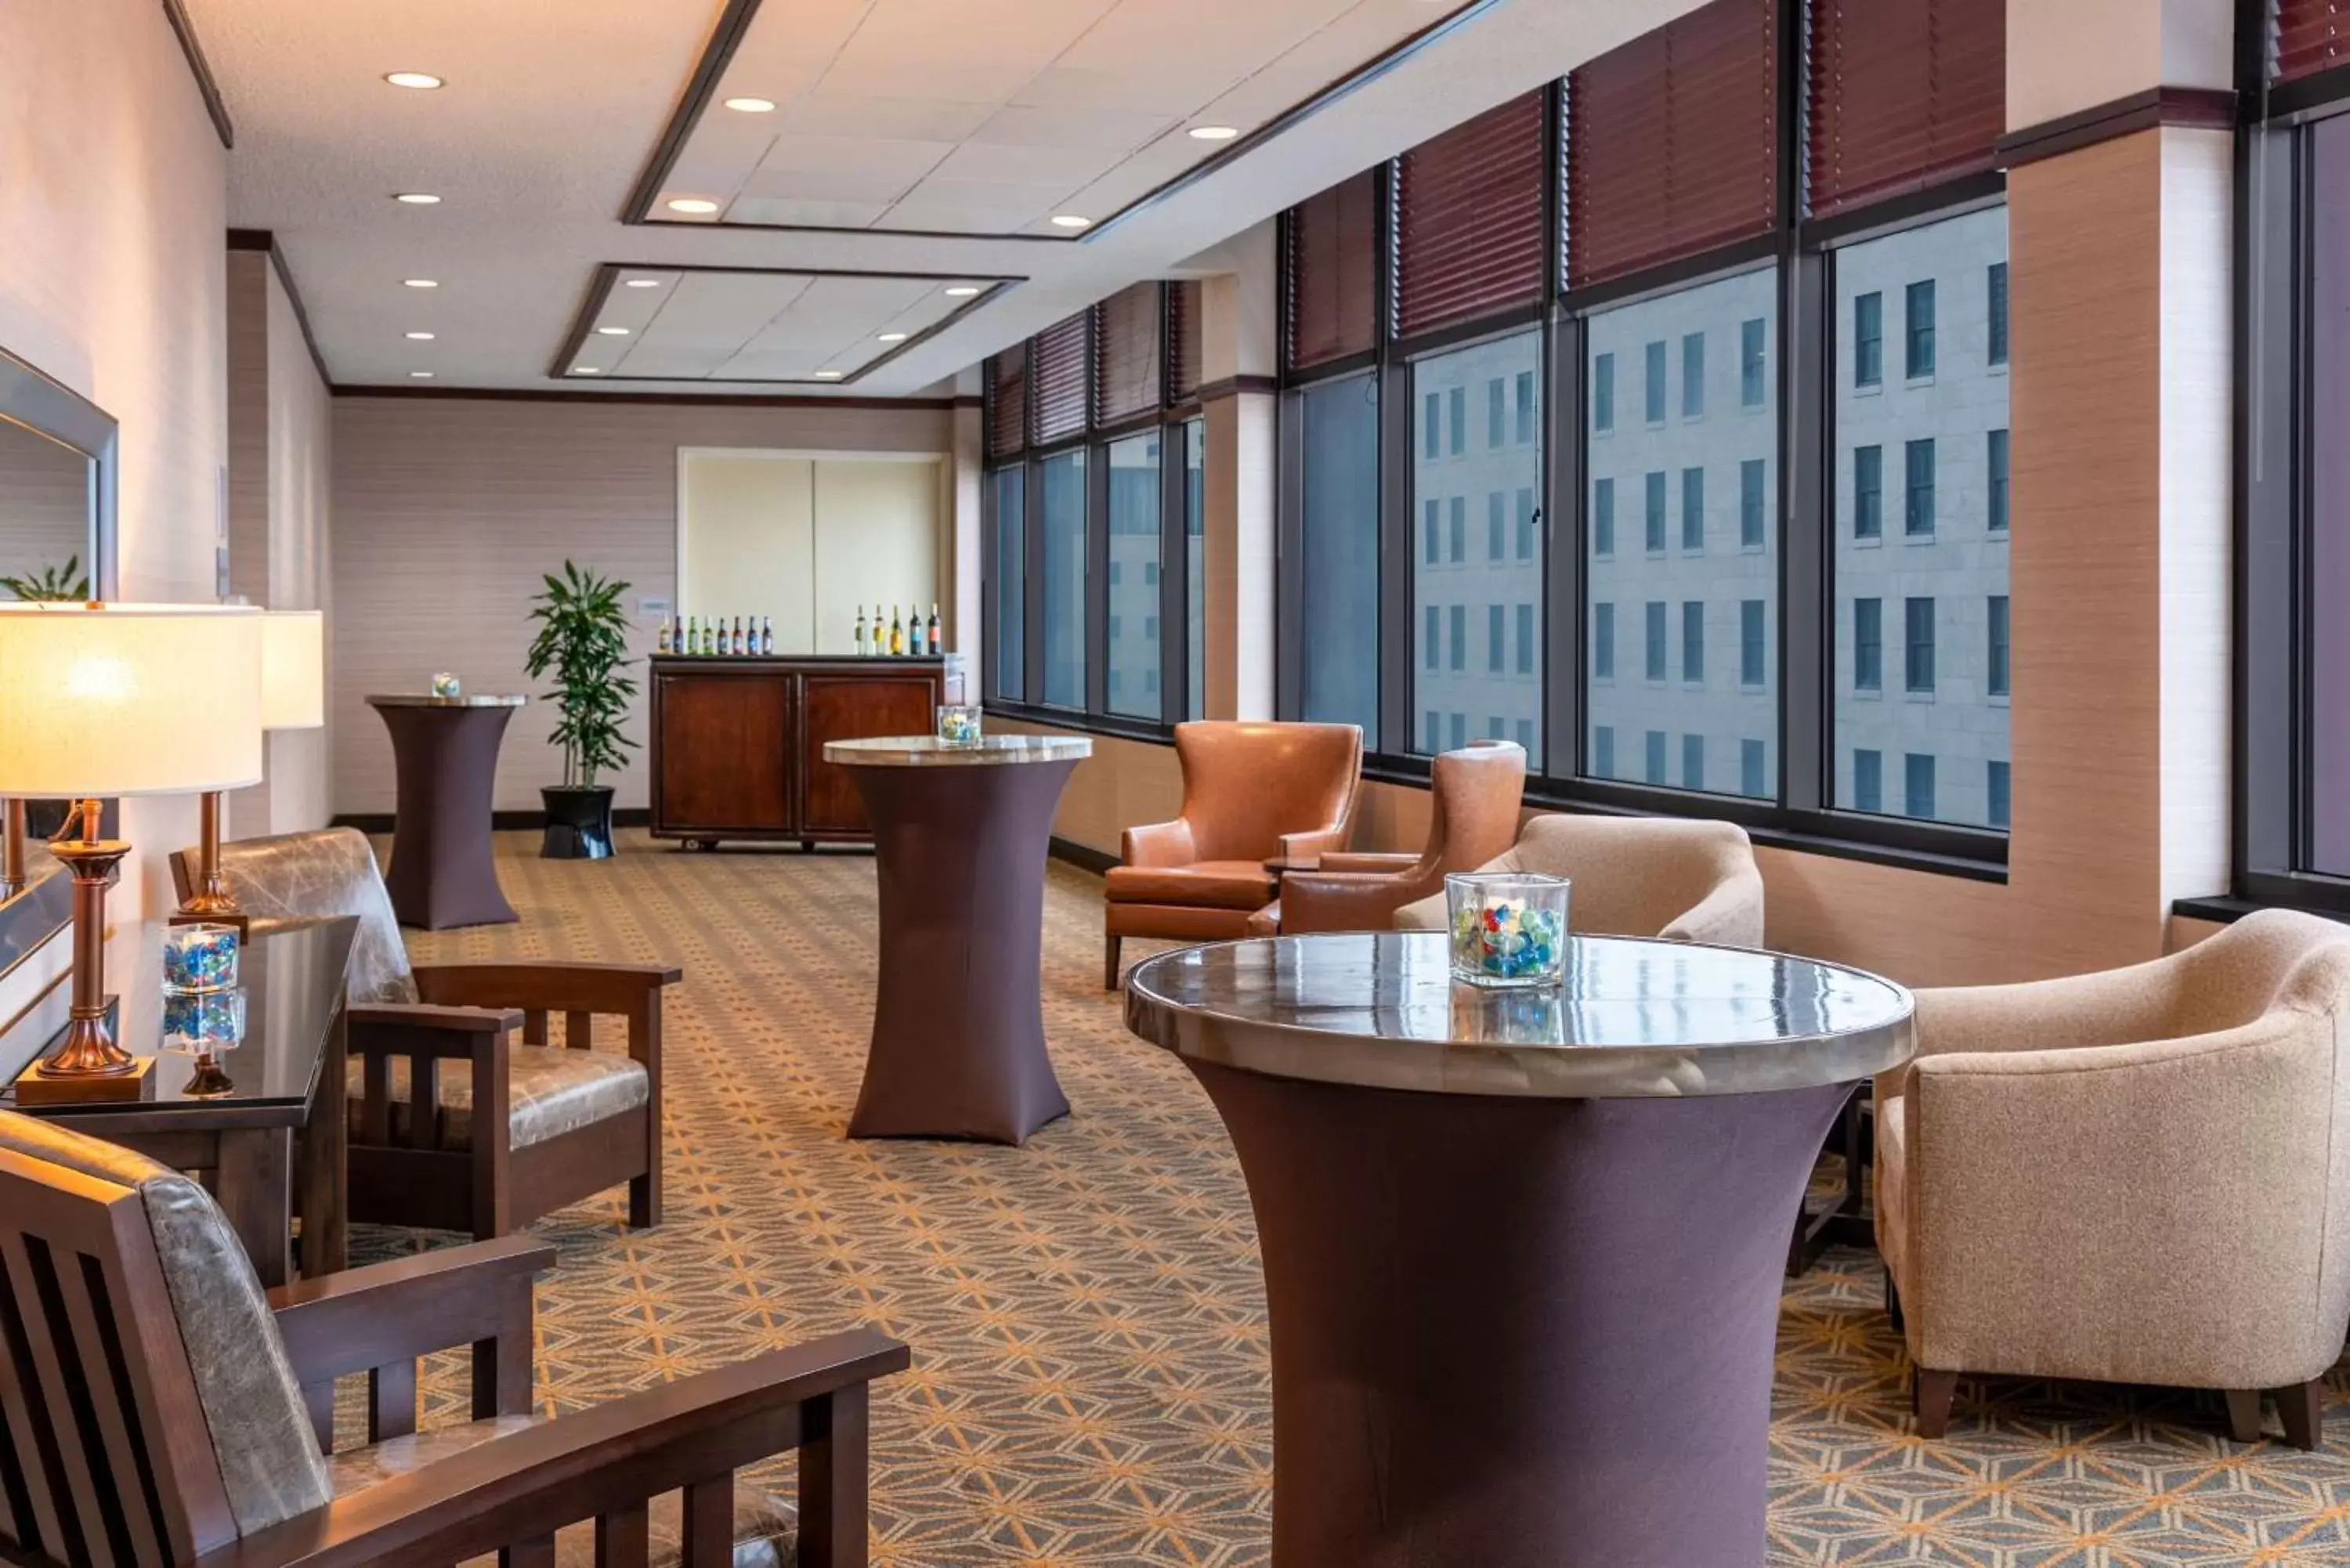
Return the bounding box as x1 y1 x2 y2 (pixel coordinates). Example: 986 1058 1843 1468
411 961 683 1014
349 1003 523 1042
267 1236 555 1388
197 1330 913 1568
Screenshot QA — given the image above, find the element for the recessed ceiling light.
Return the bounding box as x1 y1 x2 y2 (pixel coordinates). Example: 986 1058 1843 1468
722 96 776 113
624 277 663 288
393 192 441 204
384 71 443 90
1049 214 1092 229
1188 125 1240 141
596 326 631 336
410 370 435 378
403 278 438 288
877 331 909 343
943 284 981 298
666 197 720 215
404 331 436 340
573 366 602 375
812 370 844 381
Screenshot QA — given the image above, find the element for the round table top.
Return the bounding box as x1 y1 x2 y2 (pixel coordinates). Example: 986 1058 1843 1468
366 693 527 709
1125 932 1914 1099
822 734 1093 767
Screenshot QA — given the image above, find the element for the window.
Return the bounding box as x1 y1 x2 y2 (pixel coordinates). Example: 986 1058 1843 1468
1516 487 1537 559
1904 439 1936 535
1423 394 1441 459
1740 459 1766 547
1516 603 1536 676
1853 597 1882 691
1905 280 1936 378
1593 602 1615 678
1449 387 1466 454
1413 332 1543 759
1285 172 1379 369
1393 90 1549 336
1593 353 1615 432
1987 428 2009 532
1740 318 1766 406
1645 729 1668 783
1682 734 1705 789
1424 500 1441 564
1987 594 2010 698
989 465 1025 701
1585 269 1778 797
1594 725 1615 778
1104 432 1161 719
1297 374 1380 733
1831 207 2011 830
1516 371 1537 443
1682 332 1705 417
1854 292 1882 388
1904 596 1936 693
1987 262 2009 367
1853 749 1882 812
1854 445 1883 539
1594 478 1615 555
1644 340 1667 423
1741 739 1766 799
1040 449 1086 708
1987 760 2010 829
1425 711 1442 753
1449 712 1467 750
1517 718 1535 749
1184 418 1206 719
1904 753 1936 818
1424 606 1440 670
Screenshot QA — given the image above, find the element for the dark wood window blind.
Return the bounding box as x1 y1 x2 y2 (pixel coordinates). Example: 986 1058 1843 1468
986 345 1027 460
1806 0 2004 218
1031 312 1091 446
1566 0 1778 288
1168 280 1203 403
2277 0 2350 81
1393 90 1548 338
1285 171 1379 370
1094 283 1164 425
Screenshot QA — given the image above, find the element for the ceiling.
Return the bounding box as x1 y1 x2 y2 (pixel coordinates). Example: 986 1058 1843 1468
186 0 1694 396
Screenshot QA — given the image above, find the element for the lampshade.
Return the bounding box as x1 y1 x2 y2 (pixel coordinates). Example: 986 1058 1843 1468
262 609 325 731
0 604 264 797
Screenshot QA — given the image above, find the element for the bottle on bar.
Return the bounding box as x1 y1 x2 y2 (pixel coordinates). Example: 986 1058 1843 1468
761 616 773 655
854 605 867 656
702 617 714 656
926 602 940 656
685 615 697 656
657 617 672 656
888 605 904 656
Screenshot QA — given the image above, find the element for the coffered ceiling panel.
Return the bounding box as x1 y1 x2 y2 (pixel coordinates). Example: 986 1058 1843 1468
644 0 1492 237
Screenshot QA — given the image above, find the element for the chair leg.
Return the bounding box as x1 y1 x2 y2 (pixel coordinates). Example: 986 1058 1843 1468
628 1167 660 1230
1884 1272 1903 1335
1104 933 1123 991
1913 1369 1957 1438
2223 1388 2265 1443
798 1383 871 1567
2276 1378 2324 1451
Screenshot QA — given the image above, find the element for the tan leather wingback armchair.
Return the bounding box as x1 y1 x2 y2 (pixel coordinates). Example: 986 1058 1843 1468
1878 909 2350 1448
1393 814 1765 946
1102 721 1362 987
1249 742 1526 935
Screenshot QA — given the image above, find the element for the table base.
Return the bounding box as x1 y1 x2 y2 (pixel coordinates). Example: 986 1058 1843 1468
845 758 1076 1145
1190 1063 1850 1568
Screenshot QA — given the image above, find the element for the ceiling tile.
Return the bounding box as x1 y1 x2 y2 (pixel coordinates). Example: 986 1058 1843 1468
929 140 1119 186
877 178 1078 233
968 103 1177 150
1013 63 1247 116
774 95 1002 142
725 196 892 228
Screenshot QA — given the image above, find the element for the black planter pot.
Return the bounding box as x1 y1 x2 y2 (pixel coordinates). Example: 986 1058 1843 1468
540 785 616 860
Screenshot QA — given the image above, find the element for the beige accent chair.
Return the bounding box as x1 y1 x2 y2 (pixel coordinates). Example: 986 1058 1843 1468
1393 815 1764 946
1878 909 2350 1448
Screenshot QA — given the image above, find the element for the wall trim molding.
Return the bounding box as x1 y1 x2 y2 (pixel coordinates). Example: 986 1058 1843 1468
160 0 233 149
330 384 957 412
1995 86 2236 169
1197 374 1280 401
228 229 334 389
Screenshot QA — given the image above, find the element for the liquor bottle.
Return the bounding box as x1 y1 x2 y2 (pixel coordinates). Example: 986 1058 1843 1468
657 618 672 656
888 605 905 656
761 616 773 655
926 602 941 656
702 618 714 656
854 605 868 656
684 616 697 656
728 617 741 656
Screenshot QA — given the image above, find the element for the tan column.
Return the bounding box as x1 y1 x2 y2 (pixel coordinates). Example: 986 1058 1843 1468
1197 222 1279 720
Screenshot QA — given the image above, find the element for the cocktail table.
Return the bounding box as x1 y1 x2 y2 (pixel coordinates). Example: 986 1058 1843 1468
1126 930 1914 1568
825 734 1091 1143
367 692 526 929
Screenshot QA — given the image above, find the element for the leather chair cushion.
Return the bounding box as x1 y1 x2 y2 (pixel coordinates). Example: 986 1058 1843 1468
210 826 418 1004
327 1414 797 1568
0 1111 332 1534
1103 861 1275 911
347 1048 649 1152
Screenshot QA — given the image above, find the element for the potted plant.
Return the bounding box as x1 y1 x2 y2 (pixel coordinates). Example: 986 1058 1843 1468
0 555 90 602
525 560 638 859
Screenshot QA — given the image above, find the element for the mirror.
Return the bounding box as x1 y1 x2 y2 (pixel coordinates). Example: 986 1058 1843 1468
0 345 118 984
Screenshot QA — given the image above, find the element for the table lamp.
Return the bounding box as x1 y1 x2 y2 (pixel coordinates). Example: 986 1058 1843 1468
0 604 262 1094
176 609 324 927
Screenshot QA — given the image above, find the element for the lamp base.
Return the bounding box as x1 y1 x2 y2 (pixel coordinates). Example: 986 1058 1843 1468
45 835 136 1080
17 1050 154 1107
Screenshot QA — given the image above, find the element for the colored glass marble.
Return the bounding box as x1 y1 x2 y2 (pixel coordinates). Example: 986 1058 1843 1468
936 704 984 745
1446 873 1570 988
162 922 240 993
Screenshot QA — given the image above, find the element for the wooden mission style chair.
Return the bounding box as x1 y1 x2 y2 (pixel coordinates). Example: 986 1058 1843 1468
172 826 680 1241
0 1108 907 1568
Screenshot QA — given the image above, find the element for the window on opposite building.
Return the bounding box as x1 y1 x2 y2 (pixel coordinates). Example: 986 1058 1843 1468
1682 332 1705 417
1488 604 1505 673
1105 432 1163 721
1904 753 1936 818
1488 715 1506 739
1683 601 1705 683
1644 339 1667 423
1904 439 1936 535
1987 428 2010 532
1741 739 1766 799
1423 499 1440 564
1594 478 1614 555
1516 718 1535 750
1905 279 1936 378
1905 596 1936 692
1853 748 1882 812
1988 594 2010 697
1450 496 1466 561
1594 724 1615 778
1517 603 1535 676
1449 605 1466 671
1740 459 1766 547
1488 378 1506 448
1683 734 1705 789
1593 352 1614 432
1644 471 1667 551
1645 728 1668 783
1516 488 1537 559
1987 760 2011 828
1854 445 1882 539
1987 262 2009 367
1516 371 1537 443
1645 601 1667 681
1854 597 1882 690
1681 467 1705 550
1449 712 1467 750
1488 492 1505 559
1448 386 1466 453
1854 291 1882 388
1424 605 1440 670
1423 392 1440 458
1741 599 1765 687
1593 602 1615 679
1425 710 1442 753
1740 317 1766 406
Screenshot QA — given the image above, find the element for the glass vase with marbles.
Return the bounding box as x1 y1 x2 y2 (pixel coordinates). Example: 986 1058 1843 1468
1445 872 1570 988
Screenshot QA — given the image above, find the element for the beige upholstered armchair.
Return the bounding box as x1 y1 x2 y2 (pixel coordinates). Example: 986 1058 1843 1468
1878 909 2350 1448
1393 814 1764 946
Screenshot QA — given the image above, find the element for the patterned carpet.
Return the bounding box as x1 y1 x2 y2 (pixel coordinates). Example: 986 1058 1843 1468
366 830 2350 1566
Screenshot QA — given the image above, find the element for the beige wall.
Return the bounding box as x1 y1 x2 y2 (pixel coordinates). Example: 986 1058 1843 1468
330 395 953 815
0 0 232 1065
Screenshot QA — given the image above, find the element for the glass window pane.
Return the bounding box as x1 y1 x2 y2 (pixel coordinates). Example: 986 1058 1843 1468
1040 449 1086 709
989 465 1025 701
1585 269 1777 797
1413 331 1542 761
1184 419 1206 719
2316 116 2350 873
1105 432 1161 720
1299 374 1381 735
1834 205 2010 826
